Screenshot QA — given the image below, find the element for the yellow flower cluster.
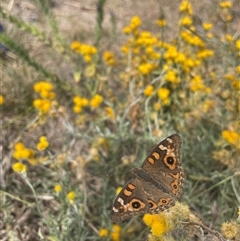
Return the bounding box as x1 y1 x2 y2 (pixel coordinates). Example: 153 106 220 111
0 95 4 105
99 225 121 241
220 1 232 8
222 130 240 148
122 20 161 76
179 0 193 34
90 94 103 108
143 213 169 237
67 191 76 204
138 62 155 75
13 142 35 161
12 142 37 171
164 45 200 73
33 81 55 114
73 96 89 113
144 85 154 96
144 202 191 239
179 0 193 14
37 136 49 151
33 81 55 99
202 22 213 31
33 99 52 114
158 87 170 105
12 162 27 173
180 15 193 26
165 69 179 84
219 1 233 22
189 75 210 93
197 49 214 59
73 94 103 113
180 31 205 47
70 41 97 62
123 16 141 34
103 51 115 66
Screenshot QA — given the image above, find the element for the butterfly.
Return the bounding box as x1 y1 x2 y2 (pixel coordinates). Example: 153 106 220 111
111 134 184 223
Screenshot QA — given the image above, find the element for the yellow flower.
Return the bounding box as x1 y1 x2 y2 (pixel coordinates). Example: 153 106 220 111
67 191 76 204
73 105 82 113
14 142 25 151
99 228 108 237
103 51 115 66
90 94 103 108
111 224 121 241
34 81 53 93
221 221 237 239
138 63 154 75
179 0 193 14
180 31 205 47
157 87 170 101
144 85 154 96
37 136 49 151
202 22 213 31
73 96 89 107
13 142 35 161
222 130 240 147
165 70 179 84
143 213 169 237
180 15 193 26
197 49 214 59
70 41 82 51
33 99 51 113
12 162 27 173
71 41 97 61
83 54 92 63
123 26 132 34
0 95 4 105
54 184 62 193
105 107 115 120
220 1 232 8
129 16 142 30
157 19 166 27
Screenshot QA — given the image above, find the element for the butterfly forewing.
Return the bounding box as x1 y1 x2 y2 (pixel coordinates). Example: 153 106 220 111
140 134 184 198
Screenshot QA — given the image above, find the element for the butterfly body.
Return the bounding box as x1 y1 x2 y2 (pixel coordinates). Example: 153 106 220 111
111 134 184 223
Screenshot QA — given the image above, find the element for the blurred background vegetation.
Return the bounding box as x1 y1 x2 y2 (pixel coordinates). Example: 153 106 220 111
0 0 240 240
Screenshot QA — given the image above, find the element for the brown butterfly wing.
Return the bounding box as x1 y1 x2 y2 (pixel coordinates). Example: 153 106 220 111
111 178 149 223
141 134 184 198
111 177 175 223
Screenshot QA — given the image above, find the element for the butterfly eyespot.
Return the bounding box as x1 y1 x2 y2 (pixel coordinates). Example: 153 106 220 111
173 184 178 189
132 201 141 209
162 199 167 203
167 156 174 165
149 202 153 208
